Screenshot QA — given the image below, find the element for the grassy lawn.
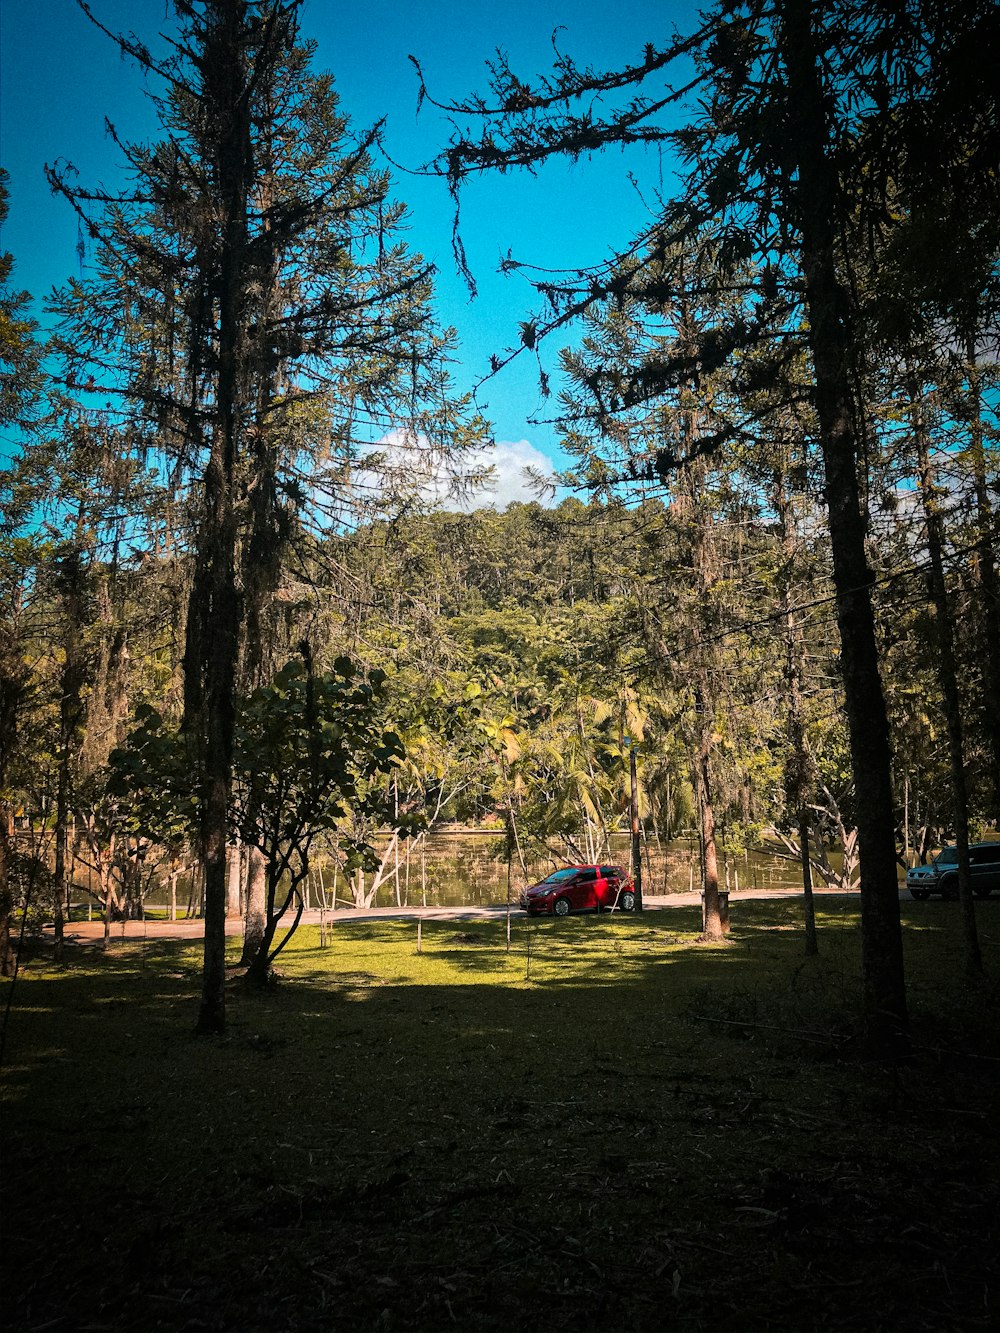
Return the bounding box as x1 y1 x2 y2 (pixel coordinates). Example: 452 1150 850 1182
3 899 998 1331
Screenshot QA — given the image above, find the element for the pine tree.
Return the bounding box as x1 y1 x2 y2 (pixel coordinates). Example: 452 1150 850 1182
0 172 46 977
48 0 478 1031
418 0 1000 1054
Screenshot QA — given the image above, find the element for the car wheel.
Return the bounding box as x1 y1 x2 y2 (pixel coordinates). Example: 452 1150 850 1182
940 876 959 901
553 897 570 917
619 890 636 912
909 889 929 901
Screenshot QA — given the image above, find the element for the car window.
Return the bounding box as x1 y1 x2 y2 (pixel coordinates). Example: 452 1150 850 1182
577 869 598 882
935 848 958 866
541 868 580 884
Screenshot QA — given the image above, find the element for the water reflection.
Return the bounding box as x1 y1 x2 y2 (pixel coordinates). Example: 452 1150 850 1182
308 832 809 911
128 833 818 921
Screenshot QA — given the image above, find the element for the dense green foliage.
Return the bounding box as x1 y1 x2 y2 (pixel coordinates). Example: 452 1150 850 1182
2 460 998 938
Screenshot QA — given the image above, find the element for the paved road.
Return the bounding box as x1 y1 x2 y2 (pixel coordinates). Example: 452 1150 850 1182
48 886 862 944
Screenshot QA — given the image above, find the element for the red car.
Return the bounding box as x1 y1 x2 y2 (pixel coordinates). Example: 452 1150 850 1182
520 864 635 917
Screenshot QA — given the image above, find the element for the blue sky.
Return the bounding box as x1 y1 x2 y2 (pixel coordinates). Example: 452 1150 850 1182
1 0 697 501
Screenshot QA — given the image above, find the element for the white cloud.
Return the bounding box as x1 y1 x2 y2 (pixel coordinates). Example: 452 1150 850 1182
473 437 559 510
364 432 561 513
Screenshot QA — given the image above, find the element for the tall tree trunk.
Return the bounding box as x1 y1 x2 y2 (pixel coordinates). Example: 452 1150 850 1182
53 771 69 960
911 379 982 974
122 844 144 919
629 747 644 910
964 336 1000 820
0 664 18 977
798 810 817 955
185 1 256 1035
674 310 729 942
53 542 87 963
774 464 819 955
780 0 907 1054
186 465 240 1031
0 569 28 977
244 862 304 988
0 802 15 978
227 840 242 919
696 688 725 940
99 859 113 949
240 845 267 967
168 862 180 924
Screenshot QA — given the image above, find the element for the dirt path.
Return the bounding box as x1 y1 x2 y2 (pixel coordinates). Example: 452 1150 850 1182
48 886 861 944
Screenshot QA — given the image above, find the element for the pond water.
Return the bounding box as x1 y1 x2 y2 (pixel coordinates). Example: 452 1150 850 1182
305 830 809 911
120 831 818 920
67 830 842 922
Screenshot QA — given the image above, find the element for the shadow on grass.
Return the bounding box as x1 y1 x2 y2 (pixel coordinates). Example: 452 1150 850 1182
3 900 999 1332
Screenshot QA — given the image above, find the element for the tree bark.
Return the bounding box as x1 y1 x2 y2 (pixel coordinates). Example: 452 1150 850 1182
0 803 15 977
774 464 819 956
187 466 240 1033
244 861 305 988
696 690 725 940
240 845 267 968
780 0 907 1054
168 863 180 923
629 747 644 910
100 861 113 949
185 1 256 1035
53 543 87 962
227 840 243 919
964 336 1000 821
911 379 982 974
798 811 818 956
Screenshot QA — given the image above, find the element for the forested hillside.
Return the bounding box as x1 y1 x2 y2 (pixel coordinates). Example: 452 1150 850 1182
3 478 997 952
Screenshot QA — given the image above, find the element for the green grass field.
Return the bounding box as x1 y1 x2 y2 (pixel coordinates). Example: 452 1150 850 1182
3 899 998 1330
